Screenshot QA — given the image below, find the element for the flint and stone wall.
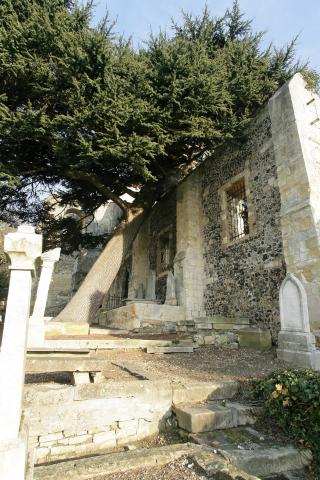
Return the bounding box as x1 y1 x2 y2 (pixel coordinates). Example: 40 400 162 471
201 107 286 339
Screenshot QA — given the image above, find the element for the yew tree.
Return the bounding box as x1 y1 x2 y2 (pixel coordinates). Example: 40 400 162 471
0 0 316 323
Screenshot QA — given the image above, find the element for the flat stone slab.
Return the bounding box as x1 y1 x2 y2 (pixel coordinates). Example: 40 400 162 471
190 427 312 477
174 402 257 433
27 347 90 354
211 315 250 325
33 443 197 480
45 322 89 337
238 328 272 350
43 338 178 350
89 327 129 335
25 356 110 374
213 323 251 331
146 346 194 354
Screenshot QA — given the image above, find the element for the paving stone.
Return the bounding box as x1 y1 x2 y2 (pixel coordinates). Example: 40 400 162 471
190 427 312 478
223 446 312 478
192 449 260 480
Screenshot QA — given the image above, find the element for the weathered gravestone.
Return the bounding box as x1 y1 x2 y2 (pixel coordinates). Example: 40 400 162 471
165 271 177 306
277 273 320 369
145 270 156 301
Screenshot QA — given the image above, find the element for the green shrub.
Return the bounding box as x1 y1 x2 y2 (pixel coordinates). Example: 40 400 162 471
253 369 320 468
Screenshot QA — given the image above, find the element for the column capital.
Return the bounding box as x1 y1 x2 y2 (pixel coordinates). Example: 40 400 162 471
4 225 42 271
41 247 61 268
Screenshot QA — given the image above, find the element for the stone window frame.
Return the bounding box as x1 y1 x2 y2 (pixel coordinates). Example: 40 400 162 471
156 225 174 277
219 168 257 248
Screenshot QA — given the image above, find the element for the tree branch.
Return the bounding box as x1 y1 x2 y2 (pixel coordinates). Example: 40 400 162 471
64 169 130 217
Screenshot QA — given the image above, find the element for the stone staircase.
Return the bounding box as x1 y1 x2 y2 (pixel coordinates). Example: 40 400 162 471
173 397 312 479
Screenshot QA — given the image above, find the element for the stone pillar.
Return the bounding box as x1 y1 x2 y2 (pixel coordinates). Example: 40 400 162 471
28 248 61 347
0 225 42 480
175 169 205 319
269 73 320 332
128 218 150 299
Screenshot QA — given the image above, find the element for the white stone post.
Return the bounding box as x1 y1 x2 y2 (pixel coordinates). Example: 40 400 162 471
0 225 42 480
28 248 60 347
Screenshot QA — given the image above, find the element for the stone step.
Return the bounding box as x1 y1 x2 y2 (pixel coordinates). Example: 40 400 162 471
146 346 194 354
173 380 239 404
174 402 258 433
190 427 312 478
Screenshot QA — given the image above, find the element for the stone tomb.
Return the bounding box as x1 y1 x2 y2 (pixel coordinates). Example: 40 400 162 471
277 273 320 369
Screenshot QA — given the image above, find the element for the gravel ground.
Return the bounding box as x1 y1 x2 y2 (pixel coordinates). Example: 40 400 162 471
90 456 207 480
93 345 285 382
25 345 285 385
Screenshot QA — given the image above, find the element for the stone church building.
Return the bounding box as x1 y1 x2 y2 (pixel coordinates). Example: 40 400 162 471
97 73 320 348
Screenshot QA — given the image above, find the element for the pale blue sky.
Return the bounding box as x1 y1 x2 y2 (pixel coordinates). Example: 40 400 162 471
92 0 319 71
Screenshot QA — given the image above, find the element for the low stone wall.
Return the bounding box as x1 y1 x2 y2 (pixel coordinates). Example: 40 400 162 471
24 378 239 465
24 380 172 464
103 302 186 331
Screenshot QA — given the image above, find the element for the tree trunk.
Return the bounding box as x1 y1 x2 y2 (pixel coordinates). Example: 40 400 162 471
55 208 146 324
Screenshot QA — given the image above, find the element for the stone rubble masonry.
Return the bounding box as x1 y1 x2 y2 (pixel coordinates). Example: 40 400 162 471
201 106 286 340
268 73 320 331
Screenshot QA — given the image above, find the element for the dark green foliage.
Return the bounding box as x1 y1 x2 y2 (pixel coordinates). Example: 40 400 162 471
253 369 320 470
0 0 318 251
0 271 9 301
